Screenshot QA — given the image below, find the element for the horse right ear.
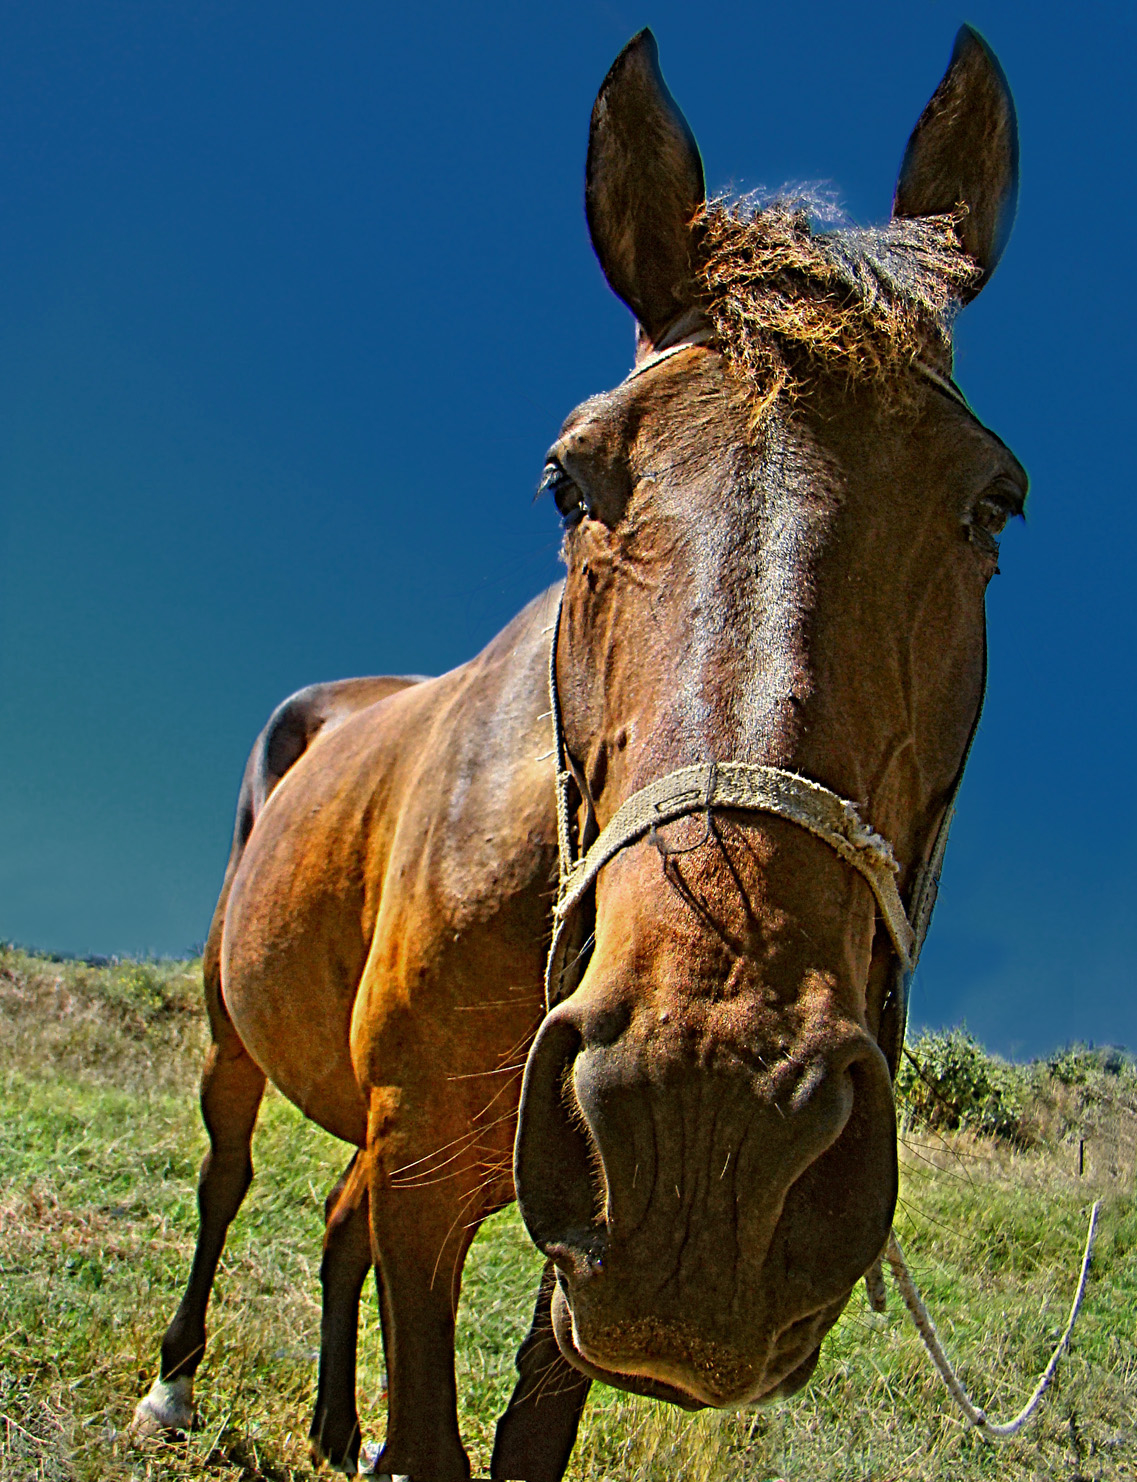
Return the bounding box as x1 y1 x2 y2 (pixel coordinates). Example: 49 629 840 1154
586 30 705 343
892 26 1019 299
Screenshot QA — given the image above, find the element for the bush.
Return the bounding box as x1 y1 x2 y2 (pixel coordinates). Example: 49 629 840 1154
99 961 184 1023
1048 1041 1135 1086
896 1027 1032 1143
0 945 205 1083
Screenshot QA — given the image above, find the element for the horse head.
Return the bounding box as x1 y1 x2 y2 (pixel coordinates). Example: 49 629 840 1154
515 27 1025 1410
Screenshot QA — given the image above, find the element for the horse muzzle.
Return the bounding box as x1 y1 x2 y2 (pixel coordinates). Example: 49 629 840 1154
514 981 897 1407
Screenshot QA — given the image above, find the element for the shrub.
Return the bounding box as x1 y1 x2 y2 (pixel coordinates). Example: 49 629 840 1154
896 1027 1032 1143
1048 1041 1135 1086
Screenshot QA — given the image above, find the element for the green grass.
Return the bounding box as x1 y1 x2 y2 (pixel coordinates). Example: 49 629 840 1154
1 946 1134 1480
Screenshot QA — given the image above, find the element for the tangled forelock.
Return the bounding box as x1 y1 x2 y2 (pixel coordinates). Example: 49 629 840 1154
695 193 980 419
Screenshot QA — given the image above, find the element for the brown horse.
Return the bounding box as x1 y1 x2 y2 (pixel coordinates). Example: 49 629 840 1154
133 26 1025 1482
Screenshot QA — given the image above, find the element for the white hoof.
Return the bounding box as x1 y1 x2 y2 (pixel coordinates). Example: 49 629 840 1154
335 1439 409 1478
130 1375 195 1439
359 1451 410 1482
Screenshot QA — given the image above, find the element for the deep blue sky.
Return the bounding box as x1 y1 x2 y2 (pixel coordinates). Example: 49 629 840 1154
1 2 1133 1057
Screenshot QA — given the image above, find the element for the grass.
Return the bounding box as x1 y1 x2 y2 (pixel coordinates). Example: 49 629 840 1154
1 945 1134 1480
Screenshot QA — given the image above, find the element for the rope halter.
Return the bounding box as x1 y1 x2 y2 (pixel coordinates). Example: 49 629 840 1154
543 585 955 1010
543 338 975 1019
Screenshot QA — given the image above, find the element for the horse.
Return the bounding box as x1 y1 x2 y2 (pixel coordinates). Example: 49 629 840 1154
132 25 1025 1481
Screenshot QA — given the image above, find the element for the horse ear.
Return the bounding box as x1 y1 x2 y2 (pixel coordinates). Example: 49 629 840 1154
586 29 705 341
892 26 1019 299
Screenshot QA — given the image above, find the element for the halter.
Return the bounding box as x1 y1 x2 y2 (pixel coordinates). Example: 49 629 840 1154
537 340 1096 1437
543 339 980 1074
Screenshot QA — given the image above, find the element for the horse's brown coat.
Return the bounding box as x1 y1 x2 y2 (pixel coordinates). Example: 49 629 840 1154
135 26 1026 1482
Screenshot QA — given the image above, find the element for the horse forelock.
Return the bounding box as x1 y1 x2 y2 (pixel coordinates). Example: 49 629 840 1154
694 194 980 422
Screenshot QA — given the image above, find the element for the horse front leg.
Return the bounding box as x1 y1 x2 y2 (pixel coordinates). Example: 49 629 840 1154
491 1262 592 1482
365 1114 494 1482
309 1150 374 1474
132 1030 266 1436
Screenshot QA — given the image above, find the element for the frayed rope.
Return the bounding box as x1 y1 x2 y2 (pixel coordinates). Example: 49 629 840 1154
885 1201 1101 1441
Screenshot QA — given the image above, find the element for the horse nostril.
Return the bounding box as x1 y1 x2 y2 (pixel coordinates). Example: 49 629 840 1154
584 999 631 1047
546 1235 607 1280
515 1015 605 1254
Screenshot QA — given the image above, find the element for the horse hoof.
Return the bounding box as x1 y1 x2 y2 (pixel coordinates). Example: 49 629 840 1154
130 1375 195 1439
309 1422 363 1473
357 1452 410 1482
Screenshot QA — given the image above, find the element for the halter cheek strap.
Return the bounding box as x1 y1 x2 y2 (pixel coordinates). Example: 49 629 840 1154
912 360 974 415
625 316 717 382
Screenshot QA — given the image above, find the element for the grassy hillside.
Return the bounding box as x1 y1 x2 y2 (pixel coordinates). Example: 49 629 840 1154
1 946 1133 1481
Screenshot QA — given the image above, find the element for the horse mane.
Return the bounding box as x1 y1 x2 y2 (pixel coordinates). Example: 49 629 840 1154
696 191 980 419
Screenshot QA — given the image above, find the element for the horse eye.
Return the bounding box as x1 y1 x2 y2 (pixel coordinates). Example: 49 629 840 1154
538 460 589 528
965 474 1026 562
972 493 1011 536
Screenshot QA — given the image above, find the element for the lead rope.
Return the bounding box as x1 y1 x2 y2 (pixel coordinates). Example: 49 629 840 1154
859 647 1098 1443
884 1203 1101 1442
858 536 1095 1440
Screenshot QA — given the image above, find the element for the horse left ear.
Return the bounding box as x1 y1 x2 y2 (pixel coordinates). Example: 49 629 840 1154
893 26 1019 299
586 30 706 342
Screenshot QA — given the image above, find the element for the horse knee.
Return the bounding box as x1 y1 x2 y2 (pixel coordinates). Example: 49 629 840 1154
197 1041 265 1162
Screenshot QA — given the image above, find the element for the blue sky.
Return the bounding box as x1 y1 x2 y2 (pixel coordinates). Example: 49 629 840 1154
1 2 1133 1058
